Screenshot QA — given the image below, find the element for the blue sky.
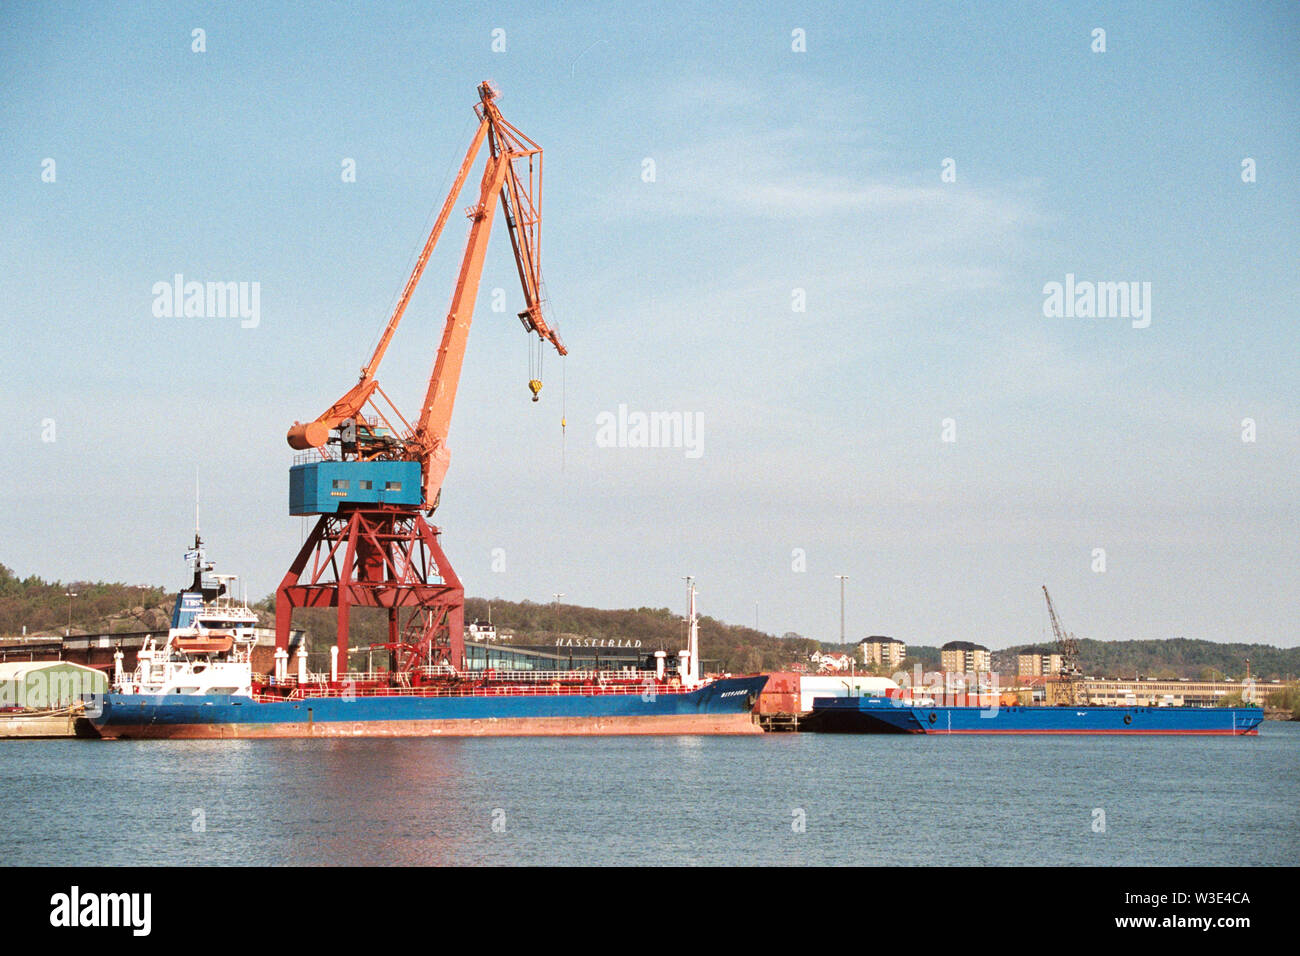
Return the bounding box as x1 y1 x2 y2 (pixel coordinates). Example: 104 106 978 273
2 1 1297 649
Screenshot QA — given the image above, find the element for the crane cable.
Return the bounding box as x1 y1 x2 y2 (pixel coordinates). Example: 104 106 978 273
561 354 566 472
526 332 565 470
527 334 545 401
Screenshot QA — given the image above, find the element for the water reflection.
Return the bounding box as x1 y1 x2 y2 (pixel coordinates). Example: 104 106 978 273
1 726 1296 866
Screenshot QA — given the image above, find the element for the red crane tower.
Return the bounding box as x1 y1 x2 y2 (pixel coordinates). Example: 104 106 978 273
275 82 566 681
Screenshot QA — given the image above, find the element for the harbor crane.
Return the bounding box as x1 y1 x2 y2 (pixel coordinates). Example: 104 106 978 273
1042 585 1085 706
275 82 567 678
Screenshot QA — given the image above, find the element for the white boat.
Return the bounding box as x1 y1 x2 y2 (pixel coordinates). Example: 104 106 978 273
113 534 259 697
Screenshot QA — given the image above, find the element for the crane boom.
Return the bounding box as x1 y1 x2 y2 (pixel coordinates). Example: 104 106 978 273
285 81 566 511
412 150 510 505
488 107 563 349
363 118 491 382
1043 585 1066 646
286 119 490 453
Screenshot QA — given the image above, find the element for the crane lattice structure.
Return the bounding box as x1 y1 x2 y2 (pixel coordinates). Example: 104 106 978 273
1042 585 1085 706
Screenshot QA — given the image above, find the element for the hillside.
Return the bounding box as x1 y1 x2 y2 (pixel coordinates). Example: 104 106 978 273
0 563 170 636
3 562 1296 679
820 637 1294 681
998 639 1299 682
271 597 822 673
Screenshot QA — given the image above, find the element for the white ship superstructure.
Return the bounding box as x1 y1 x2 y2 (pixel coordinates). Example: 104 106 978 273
112 536 259 697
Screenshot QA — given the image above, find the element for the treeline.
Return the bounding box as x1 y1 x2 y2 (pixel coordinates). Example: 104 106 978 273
267 598 821 672
818 642 942 672
5 563 1297 681
801 636 1297 682
461 598 821 673
1002 638 1299 681
0 563 169 636
1225 684 1300 716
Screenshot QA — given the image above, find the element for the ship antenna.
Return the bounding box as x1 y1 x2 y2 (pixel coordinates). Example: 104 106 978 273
194 467 201 548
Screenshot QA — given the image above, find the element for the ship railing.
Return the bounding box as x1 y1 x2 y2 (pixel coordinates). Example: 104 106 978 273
269 670 440 687
337 671 395 684
332 668 667 685
249 679 696 703
293 449 340 465
460 668 665 683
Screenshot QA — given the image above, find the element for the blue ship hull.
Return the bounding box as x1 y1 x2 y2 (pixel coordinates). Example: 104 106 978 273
88 676 769 739
806 697 1264 735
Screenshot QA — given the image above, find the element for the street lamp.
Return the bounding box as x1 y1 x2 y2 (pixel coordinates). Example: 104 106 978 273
552 593 564 606
65 590 78 638
130 584 150 622
834 575 848 645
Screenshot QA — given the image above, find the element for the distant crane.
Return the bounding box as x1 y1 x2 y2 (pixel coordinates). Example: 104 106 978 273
1042 585 1084 706
275 82 567 678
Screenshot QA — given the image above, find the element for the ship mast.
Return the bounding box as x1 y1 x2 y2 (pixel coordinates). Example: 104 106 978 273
682 577 701 688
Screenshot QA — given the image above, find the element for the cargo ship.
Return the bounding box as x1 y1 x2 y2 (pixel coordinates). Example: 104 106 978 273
87 541 767 739
805 696 1264 735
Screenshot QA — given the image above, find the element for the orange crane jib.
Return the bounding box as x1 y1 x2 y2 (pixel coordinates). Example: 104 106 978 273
286 81 566 512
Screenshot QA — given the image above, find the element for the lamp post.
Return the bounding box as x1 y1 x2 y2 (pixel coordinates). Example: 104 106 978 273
834 574 847 645
65 590 78 638
130 584 151 625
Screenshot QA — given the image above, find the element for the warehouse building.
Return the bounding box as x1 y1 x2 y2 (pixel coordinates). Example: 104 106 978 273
0 661 107 709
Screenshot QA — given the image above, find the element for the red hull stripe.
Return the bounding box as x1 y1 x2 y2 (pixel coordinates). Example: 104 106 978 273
915 728 1259 736
95 713 765 740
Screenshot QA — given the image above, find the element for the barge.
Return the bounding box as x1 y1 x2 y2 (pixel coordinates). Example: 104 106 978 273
805 696 1264 735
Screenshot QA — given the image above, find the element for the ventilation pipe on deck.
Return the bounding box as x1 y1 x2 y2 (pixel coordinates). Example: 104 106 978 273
681 576 701 689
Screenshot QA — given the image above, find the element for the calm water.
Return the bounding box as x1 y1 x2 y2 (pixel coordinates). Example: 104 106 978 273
3 723 1297 866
